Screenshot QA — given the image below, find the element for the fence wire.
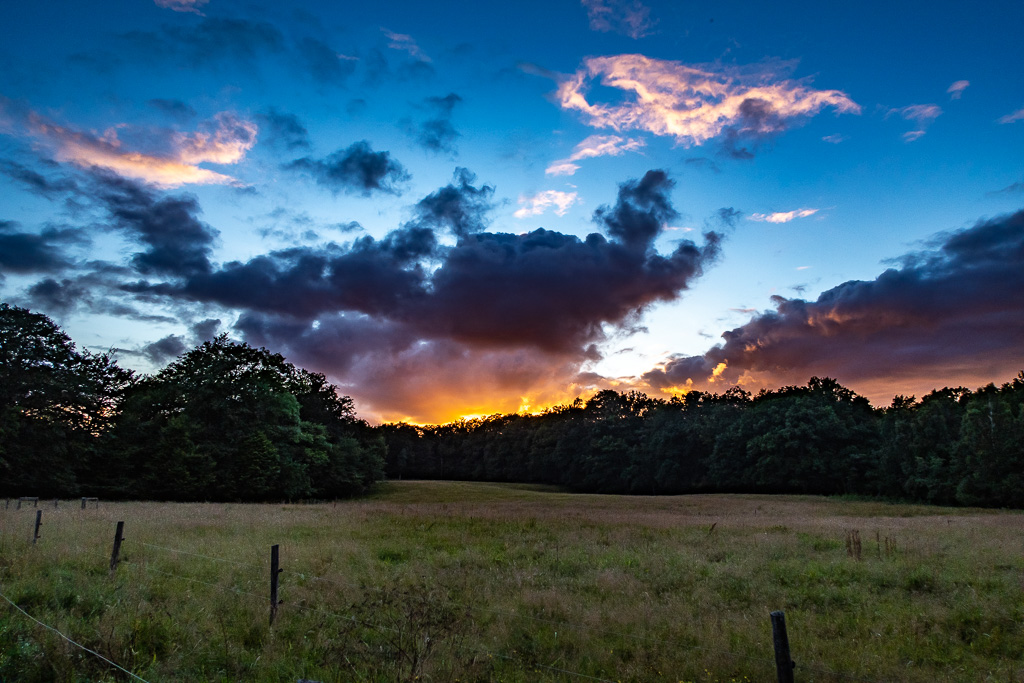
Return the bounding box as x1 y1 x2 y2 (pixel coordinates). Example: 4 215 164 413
0 589 153 683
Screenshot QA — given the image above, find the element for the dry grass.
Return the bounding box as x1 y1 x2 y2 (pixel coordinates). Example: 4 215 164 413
1 484 1022 682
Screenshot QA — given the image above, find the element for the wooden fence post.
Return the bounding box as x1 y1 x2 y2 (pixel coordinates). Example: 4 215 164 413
770 610 795 683
270 544 282 625
32 510 42 544
109 521 125 574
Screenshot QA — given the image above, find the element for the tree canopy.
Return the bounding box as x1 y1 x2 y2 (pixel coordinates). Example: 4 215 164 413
1 303 133 496
1 305 383 500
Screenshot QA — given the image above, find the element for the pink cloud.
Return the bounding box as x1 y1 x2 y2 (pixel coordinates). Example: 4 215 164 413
748 208 818 224
546 134 645 176
947 80 969 99
557 55 860 147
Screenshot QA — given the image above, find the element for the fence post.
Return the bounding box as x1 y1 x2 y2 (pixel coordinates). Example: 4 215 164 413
270 544 282 626
770 610 795 683
82 497 87 510
109 521 125 574
32 510 42 544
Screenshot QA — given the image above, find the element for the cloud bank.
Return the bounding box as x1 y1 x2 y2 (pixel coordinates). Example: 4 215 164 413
642 210 1024 404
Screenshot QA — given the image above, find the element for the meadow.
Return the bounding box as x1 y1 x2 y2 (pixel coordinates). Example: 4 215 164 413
1 482 1022 682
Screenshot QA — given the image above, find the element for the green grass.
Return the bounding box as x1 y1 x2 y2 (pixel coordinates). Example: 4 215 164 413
1 483 1022 682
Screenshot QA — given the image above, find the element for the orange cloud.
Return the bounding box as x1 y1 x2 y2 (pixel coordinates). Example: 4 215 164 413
349 342 604 424
557 54 860 147
25 111 256 187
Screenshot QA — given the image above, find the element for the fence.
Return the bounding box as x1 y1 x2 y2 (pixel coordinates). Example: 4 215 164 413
0 504 895 683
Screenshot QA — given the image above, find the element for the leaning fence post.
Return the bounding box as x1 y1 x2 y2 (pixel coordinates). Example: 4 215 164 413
770 610 795 683
270 544 282 625
109 521 125 573
32 510 42 544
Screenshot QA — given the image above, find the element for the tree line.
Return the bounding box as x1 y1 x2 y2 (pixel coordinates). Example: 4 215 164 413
379 376 1024 508
0 304 383 501
3 303 1022 507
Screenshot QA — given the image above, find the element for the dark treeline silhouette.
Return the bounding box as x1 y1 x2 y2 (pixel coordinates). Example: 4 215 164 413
380 375 1024 508
3 303 1022 507
0 304 383 501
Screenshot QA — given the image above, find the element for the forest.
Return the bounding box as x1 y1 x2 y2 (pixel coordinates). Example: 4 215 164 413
2 303 1022 507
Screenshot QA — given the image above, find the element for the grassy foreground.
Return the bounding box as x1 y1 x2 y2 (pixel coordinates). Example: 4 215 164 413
1 482 1022 682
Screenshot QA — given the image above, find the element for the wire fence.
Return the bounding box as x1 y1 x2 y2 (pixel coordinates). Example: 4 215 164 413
0 506 900 683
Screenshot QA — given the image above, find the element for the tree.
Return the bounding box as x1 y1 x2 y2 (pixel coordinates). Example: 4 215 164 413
0 303 133 496
115 335 382 501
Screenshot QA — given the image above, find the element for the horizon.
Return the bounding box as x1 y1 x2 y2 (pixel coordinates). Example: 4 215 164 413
1 0 1022 423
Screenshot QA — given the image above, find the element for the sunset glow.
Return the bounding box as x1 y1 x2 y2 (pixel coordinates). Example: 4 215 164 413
1 0 1022 423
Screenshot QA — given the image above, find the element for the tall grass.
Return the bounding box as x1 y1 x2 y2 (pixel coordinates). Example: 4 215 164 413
1 485 1022 682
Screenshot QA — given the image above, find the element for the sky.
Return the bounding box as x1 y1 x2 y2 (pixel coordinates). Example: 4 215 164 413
1 0 1022 424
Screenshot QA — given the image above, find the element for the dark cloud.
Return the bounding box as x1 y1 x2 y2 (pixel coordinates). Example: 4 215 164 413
121 18 286 67
142 334 188 364
716 97 788 159
363 47 434 86
148 98 197 121
0 159 80 198
190 318 221 341
297 37 357 84
91 172 217 278
711 207 743 231
256 108 311 151
141 169 717 360
412 222 719 352
643 209 1024 403
990 181 1024 195
236 312 416 377
21 270 176 324
683 157 720 173
593 170 678 250
0 220 84 273
285 141 410 196
406 93 462 153
25 277 89 313
333 221 363 234
409 167 494 237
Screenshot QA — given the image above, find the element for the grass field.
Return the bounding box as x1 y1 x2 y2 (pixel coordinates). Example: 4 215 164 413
1 482 1022 682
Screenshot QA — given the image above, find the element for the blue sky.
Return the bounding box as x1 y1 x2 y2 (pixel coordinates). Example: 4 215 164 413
1 0 1022 422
